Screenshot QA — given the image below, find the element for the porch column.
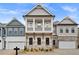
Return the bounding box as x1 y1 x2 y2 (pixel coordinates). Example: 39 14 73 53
26 34 28 48
33 18 35 48
51 18 53 32
42 18 44 31
42 33 45 49
25 18 27 32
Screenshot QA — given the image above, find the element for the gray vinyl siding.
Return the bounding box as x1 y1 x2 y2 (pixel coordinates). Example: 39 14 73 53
0 28 1 36
18 28 25 36
2 28 6 37
7 27 25 36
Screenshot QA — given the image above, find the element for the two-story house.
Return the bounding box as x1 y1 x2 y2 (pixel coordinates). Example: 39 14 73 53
23 4 55 49
0 18 26 49
53 17 78 49
5 18 26 49
0 23 6 49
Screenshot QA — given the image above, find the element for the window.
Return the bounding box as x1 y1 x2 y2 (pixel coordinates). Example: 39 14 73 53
29 38 33 45
53 40 55 45
19 28 24 35
8 28 13 36
27 21 33 28
71 28 75 33
13 28 18 35
60 29 63 33
9 31 12 34
66 29 69 33
37 37 41 45
36 21 42 27
35 20 42 31
45 22 51 28
46 38 49 45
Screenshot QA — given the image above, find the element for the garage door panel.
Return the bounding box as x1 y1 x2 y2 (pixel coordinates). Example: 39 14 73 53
59 41 76 49
6 43 25 49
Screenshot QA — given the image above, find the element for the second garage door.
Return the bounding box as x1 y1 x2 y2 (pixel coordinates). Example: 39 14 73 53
59 41 76 49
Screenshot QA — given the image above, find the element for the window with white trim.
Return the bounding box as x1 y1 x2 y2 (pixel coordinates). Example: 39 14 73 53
13 28 18 35
37 37 41 45
29 37 33 45
8 28 13 36
71 28 75 33
66 28 69 33
60 28 63 33
18 28 24 35
46 38 49 45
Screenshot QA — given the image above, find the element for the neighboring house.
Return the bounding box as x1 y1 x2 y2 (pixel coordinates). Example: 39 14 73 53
0 23 6 49
0 18 26 49
5 18 26 49
53 17 78 49
23 4 55 49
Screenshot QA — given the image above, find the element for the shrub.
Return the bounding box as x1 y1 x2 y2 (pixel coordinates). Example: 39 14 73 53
45 49 48 52
39 48 41 51
49 48 52 51
35 49 38 52
31 48 33 52
40 48 44 51
26 49 29 52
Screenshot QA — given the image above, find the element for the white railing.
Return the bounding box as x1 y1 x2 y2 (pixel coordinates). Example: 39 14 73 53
27 27 33 31
35 27 42 31
44 27 51 31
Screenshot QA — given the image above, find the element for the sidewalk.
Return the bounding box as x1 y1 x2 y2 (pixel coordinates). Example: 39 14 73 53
0 49 79 55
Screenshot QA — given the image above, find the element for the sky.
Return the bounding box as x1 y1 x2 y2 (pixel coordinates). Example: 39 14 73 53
0 3 79 25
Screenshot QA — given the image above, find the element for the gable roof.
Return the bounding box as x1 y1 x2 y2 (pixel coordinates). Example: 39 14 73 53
58 16 78 25
23 4 55 17
0 23 6 27
6 18 24 27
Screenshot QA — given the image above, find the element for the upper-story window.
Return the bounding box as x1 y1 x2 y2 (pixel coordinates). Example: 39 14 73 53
8 28 18 36
60 29 63 33
45 20 51 28
44 20 51 31
71 28 75 33
27 21 33 28
35 19 42 31
27 20 33 31
66 28 69 33
19 28 24 35
13 28 18 35
35 20 42 27
8 27 24 36
8 28 13 36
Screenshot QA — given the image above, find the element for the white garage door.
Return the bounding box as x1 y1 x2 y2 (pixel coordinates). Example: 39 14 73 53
6 42 25 49
59 41 76 49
